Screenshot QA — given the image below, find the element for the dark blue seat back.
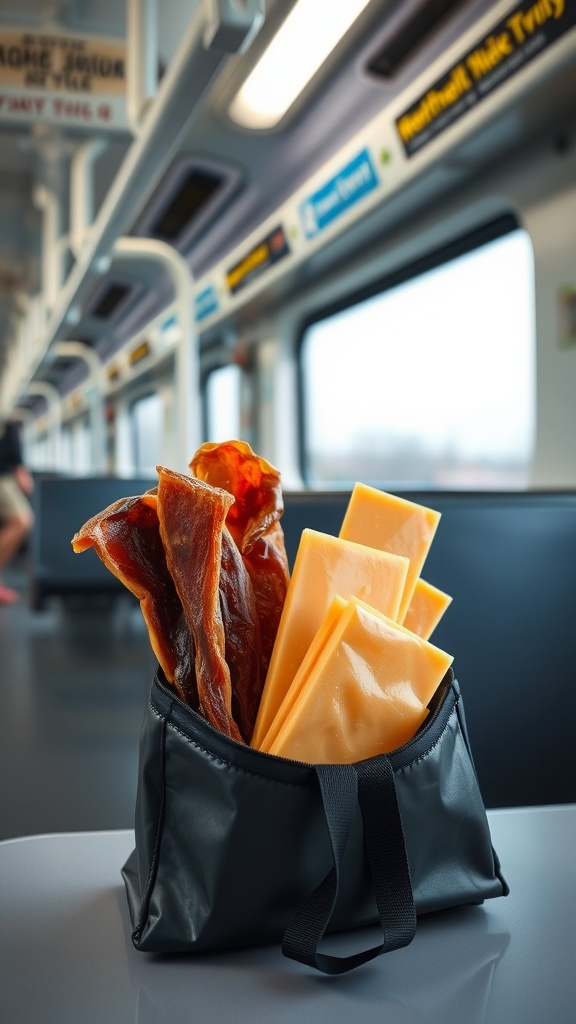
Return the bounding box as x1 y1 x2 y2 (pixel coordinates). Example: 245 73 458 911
30 476 154 609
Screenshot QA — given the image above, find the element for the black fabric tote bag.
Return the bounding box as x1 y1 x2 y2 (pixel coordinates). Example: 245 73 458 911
122 667 507 975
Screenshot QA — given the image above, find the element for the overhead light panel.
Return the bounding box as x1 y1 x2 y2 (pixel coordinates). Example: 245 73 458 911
229 0 372 129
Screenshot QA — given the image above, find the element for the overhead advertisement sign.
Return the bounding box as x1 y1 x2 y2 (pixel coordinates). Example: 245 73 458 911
396 0 576 157
299 148 380 240
0 27 127 130
129 340 151 366
226 226 290 296
195 285 219 323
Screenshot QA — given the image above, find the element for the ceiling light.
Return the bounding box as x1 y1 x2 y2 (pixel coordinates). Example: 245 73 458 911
229 0 372 129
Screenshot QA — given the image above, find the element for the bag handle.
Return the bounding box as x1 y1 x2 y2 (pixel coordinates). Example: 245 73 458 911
282 757 416 975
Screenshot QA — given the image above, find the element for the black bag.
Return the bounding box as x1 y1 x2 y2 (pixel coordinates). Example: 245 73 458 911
122 667 507 975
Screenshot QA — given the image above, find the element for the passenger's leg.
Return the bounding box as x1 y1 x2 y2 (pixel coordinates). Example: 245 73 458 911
0 510 34 603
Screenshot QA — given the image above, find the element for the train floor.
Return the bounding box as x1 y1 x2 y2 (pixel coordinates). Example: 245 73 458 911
0 557 156 841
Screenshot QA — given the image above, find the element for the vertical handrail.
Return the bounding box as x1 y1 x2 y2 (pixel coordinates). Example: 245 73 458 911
25 382 62 470
33 185 63 315
127 0 158 130
113 237 198 471
51 342 107 474
70 141 108 259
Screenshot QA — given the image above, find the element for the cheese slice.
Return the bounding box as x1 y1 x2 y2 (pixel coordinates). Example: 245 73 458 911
267 597 453 764
339 483 441 621
258 595 348 753
402 578 452 640
250 529 409 748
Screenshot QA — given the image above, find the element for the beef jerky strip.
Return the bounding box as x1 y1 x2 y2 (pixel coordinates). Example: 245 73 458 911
71 493 196 706
156 466 242 741
190 441 290 680
219 527 262 742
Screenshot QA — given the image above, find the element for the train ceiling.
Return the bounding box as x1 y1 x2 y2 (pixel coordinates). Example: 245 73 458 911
0 0 575 399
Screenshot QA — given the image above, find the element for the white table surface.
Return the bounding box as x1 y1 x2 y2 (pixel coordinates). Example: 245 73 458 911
0 805 574 1024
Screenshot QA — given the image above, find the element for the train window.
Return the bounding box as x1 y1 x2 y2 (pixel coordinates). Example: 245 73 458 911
72 418 91 475
130 393 163 475
299 225 534 489
61 425 74 473
28 433 49 471
59 418 91 475
204 364 242 442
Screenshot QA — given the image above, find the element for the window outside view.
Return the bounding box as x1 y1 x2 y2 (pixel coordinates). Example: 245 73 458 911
61 418 91 475
301 229 535 489
205 364 242 442
131 392 163 475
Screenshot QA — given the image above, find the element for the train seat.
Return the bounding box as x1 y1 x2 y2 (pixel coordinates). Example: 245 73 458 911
29 475 154 611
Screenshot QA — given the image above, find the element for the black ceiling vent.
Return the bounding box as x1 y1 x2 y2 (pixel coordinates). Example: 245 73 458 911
132 156 243 252
85 279 141 323
151 168 222 241
367 0 467 79
92 283 132 319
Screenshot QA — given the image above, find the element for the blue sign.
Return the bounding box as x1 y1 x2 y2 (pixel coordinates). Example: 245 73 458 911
195 285 219 323
300 149 379 240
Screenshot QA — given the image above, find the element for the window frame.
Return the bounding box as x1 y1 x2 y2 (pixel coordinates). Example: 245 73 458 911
296 213 526 487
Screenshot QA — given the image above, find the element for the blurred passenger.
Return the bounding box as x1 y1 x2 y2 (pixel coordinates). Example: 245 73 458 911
0 419 34 604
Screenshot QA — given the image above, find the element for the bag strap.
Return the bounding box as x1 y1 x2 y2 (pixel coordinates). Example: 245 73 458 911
282 758 416 975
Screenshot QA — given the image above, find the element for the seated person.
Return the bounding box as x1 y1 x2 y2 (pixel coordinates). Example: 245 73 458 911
0 419 34 604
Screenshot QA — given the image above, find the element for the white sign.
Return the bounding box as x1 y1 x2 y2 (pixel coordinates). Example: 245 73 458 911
0 27 128 130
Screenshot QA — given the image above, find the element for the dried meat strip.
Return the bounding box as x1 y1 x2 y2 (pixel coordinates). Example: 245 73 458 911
219 527 262 742
190 441 290 682
156 466 242 741
71 493 196 706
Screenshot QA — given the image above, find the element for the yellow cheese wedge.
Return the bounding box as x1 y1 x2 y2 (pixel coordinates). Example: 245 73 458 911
250 529 409 748
258 594 348 753
339 483 441 621
402 578 452 640
267 597 454 764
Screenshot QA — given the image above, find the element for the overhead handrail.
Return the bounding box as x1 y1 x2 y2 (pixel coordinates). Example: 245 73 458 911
112 236 198 472
2 0 264 415
51 342 107 474
44 0 264 336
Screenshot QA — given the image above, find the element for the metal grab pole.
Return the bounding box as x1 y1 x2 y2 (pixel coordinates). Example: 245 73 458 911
51 342 107 474
69 141 108 259
41 2 264 350
127 0 158 131
2 1 264 417
113 237 198 471
33 185 63 315
26 382 62 470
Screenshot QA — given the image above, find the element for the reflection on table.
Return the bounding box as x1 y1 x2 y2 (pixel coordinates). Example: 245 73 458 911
0 806 574 1024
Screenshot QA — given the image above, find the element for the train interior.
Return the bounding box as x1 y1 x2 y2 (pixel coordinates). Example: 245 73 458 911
1 0 576 841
